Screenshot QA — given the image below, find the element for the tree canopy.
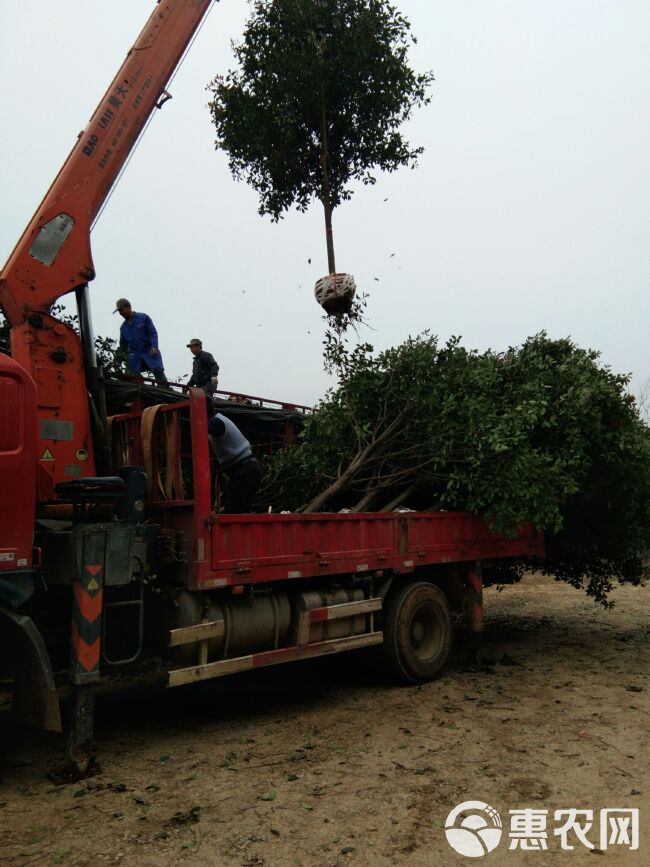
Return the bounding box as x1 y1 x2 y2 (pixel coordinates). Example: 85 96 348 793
208 0 433 273
258 331 650 603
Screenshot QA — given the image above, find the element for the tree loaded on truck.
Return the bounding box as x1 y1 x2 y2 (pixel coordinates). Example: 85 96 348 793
0 1 546 774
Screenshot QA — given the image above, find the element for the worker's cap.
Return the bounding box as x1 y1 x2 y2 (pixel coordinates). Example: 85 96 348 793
113 298 131 313
186 338 202 348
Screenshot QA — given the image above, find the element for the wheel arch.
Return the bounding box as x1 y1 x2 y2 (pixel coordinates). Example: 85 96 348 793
0 607 62 733
384 563 466 612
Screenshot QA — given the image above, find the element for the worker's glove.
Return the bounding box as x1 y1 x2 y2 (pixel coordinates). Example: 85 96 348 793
211 376 219 386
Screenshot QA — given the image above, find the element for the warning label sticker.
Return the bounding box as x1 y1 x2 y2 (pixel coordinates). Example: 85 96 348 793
40 448 55 461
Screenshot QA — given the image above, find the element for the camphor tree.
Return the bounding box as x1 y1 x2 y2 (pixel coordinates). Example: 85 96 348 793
258 331 650 604
208 0 433 304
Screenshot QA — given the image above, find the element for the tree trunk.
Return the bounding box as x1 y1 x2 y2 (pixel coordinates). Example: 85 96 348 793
322 196 336 275
320 94 336 274
380 484 419 512
302 409 408 513
302 443 371 513
352 487 379 512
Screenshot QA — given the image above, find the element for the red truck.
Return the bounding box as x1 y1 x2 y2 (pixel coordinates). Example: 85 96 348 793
0 1 543 772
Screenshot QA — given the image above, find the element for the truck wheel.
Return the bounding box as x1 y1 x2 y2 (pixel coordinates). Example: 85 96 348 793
383 582 452 683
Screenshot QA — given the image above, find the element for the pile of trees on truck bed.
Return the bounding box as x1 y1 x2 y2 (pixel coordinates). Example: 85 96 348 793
257 331 650 603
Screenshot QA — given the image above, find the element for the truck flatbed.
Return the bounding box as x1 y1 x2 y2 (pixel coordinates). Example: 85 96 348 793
199 511 543 589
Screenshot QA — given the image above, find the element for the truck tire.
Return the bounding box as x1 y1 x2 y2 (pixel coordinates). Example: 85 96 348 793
382 581 452 683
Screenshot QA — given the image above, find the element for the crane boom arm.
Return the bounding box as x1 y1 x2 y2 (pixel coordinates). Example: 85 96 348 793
0 1 214 494
0 0 213 324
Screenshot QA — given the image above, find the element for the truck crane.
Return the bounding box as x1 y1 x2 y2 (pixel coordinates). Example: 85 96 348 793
0 0 543 775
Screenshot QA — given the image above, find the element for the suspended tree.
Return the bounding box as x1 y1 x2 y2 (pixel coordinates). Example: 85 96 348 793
208 0 433 311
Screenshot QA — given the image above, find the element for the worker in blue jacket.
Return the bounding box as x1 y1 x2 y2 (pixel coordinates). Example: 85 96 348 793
114 298 167 384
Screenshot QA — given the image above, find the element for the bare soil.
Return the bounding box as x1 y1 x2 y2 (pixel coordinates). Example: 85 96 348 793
1 572 648 866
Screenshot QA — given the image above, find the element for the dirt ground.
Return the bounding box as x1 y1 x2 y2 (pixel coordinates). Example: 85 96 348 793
1 572 648 866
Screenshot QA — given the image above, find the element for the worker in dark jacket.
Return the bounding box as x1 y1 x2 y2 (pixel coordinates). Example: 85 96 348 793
187 338 220 395
114 298 167 383
207 411 260 513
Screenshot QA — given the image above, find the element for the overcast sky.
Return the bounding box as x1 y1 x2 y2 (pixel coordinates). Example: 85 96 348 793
1 1 649 406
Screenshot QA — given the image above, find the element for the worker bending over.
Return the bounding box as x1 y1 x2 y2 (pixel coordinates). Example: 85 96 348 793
208 410 261 513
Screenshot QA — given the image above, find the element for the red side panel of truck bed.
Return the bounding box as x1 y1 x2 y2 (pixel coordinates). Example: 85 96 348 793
195 511 544 590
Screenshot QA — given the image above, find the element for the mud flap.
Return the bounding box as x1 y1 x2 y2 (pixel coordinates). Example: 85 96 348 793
0 607 62 733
